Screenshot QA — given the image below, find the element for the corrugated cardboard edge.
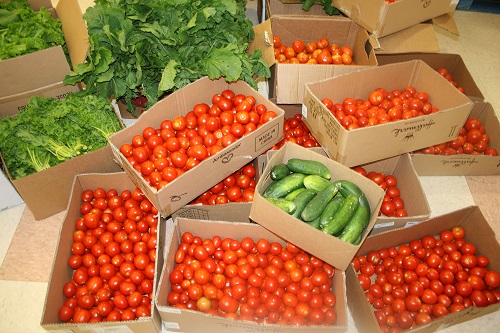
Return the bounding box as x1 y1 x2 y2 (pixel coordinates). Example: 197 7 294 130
432 12 460 36
373 24 440 54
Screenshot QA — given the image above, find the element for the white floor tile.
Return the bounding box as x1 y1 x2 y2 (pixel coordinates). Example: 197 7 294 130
0 205 24 267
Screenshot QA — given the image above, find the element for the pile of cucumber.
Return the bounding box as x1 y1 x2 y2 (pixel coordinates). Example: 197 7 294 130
262 158 371 245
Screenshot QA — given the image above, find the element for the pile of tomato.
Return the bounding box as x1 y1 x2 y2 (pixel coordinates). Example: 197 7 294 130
167 233 338 326
270 114 320 150
58 187 158 323
273 35 355 65
437 67 465 94
190 163 257 205
353 226 500 332
413 117 498 156
119 90 279 190
321 86 439 130
353 167 407 218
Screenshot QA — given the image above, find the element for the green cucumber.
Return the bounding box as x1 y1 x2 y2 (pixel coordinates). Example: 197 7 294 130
270 163 291 180
305 215 322 229
338 204 371 244
303 174 332 192
284 187 307 201
263 173 306 198
301 182 341 222
338 180 370 213
265 197 296 214
321 193 359 235
291 188 318 219
318 196 345 229
287 158 331 180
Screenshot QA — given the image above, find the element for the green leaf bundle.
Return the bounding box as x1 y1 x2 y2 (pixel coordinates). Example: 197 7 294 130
0 0 68 60
64 0 271 115
0 92 122 179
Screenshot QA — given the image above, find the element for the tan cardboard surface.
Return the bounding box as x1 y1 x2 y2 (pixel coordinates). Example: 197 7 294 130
302 60 474 167
250 142 384 271
41 172 163 333
108 76 285 218
373 24 439 54
347 206 500 332
410 102 500 176
156 217 348 333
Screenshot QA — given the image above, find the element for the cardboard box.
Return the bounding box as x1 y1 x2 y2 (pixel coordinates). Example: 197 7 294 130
377 53 484 102
332 0 458 38
155 217 348 333
0 0 88 114
250 142 385 271
356 154 431 235
170 158 263 223
41 172 164 332
249 15 378 104
410 102 500 176
302 60 474 167
108 76 285 218
346 206 500 332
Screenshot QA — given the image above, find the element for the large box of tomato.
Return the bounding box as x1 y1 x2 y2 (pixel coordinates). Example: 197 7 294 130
331 0 457 38
409 102 500 176
250 142 385 271
346 206 500 332
41 172 165 332
248 15 378 104
302 60 474 167
155 217 348 333
108 76 284 218
0 0 89 114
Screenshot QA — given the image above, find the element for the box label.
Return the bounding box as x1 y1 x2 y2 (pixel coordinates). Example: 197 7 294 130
374 221 395 228
212 142 242 164
255 123 280 151
91 326 134 333
421 0 433 9
391 118 438 142
163 322 181 330
439 157 480 168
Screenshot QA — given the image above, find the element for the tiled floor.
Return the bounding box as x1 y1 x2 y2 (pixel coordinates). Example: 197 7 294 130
1 2 500 333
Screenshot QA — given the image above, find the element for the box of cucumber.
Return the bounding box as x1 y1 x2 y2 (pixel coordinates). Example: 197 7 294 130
250 142 385 271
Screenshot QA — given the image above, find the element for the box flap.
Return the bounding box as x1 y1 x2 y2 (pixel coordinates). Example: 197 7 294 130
55 0 90 68
373 24 440 54
432 12 460 36
249 19 275 68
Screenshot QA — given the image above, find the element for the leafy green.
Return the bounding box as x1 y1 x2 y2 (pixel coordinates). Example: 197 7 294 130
0 92 122 179
301 0 341 16
64 0 271 116
0 0 68 61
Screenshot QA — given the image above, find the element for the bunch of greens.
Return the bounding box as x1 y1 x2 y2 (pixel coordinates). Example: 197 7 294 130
64 0 271 116
0 92 122 179
0 0 68 60
300 0 341 16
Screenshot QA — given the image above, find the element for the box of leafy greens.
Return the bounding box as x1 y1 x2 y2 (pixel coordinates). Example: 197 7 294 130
0 91 124 220
0 0 89 114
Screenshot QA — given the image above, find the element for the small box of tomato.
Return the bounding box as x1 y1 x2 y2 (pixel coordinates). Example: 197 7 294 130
248 15 378 104
41 172 165 332
409 102 500 176
155 217 349 333
302 59 474 167
108 76 285 218
346 206 500 332
250 142 385 271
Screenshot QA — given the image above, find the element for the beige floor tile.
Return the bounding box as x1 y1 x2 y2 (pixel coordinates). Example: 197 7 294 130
0 280 48 333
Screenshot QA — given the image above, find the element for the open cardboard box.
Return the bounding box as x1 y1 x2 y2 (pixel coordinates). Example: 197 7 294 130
0 0 88 114
377 53 484 102
250 142 385 271
108 76 284 218
155 217 348 333
355 153 431 235
302 60 474 167
248 15 378 104
410 102 500 176
41 172 165 333
331 0 458 38
346 206 500 332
